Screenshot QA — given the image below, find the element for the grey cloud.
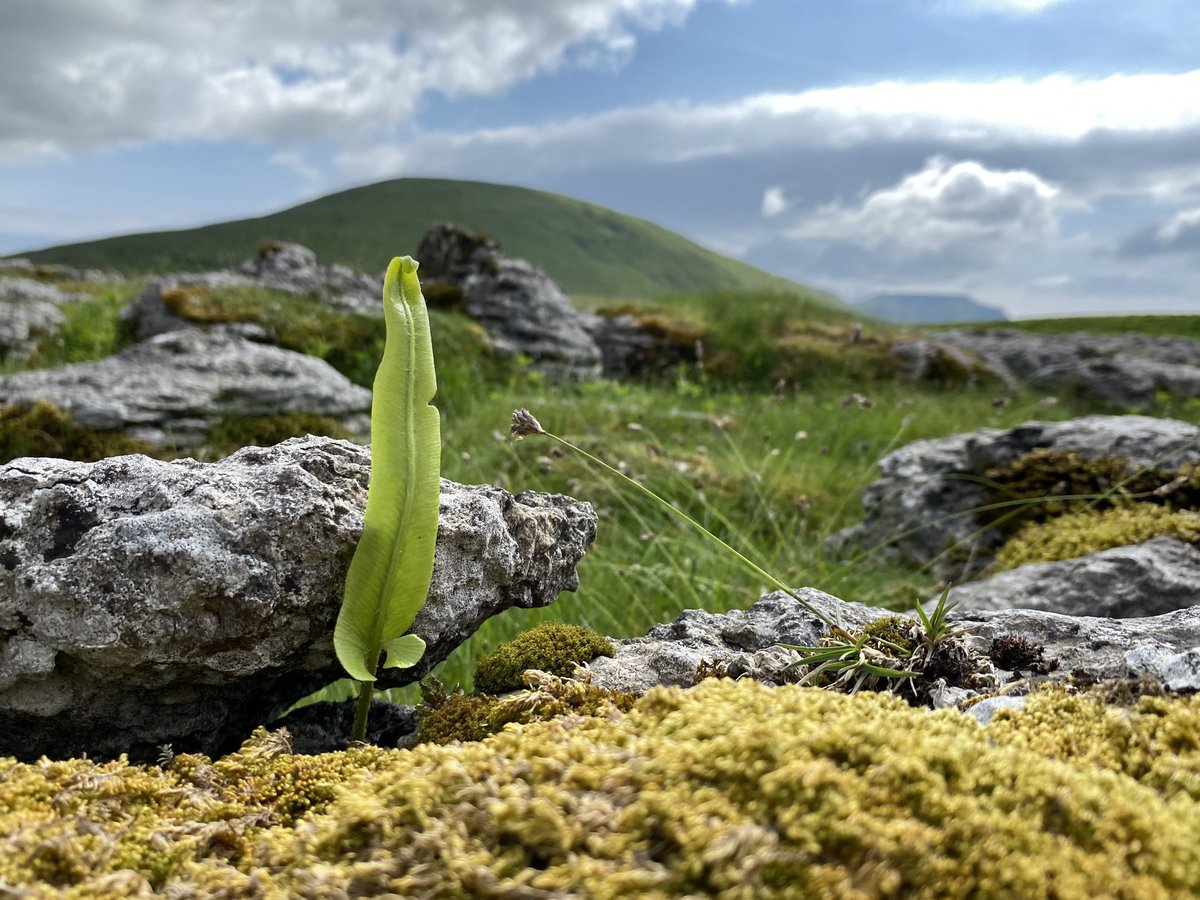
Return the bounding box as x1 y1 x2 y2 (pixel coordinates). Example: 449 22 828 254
1118 209 1200 256
0 0 716 160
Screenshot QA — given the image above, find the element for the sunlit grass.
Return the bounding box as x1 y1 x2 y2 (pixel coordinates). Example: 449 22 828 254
3 280 1195 708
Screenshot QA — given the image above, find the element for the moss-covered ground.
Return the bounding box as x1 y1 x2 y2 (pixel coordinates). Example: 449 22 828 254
5 269 1200 894
2 680 1200 898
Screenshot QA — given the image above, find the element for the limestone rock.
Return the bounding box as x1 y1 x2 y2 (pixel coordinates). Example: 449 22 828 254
833 415 1200 578
585 590 889 694
417 224 601 379
589 587 1200 706
946 537 1200 618
0 275 92 362
0 437 597 760
952 603 1200 687
234 241 381 315
0 258 116 284
0 328 371 447
273 699 418 755
1 294 63 363
122 244 382 341
926 328 1200 407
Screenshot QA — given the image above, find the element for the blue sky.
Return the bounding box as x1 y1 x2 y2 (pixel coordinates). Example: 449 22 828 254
2 0 1199 316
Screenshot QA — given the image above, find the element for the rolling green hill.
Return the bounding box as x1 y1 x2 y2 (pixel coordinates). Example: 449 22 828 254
16 178 831 303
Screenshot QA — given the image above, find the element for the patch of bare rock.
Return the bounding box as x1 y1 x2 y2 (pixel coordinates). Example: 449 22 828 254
0 328 371 447
896 327 1200 407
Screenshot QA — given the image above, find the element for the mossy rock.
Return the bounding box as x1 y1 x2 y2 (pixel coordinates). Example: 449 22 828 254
415 672 637 745
160 285 233 323
984 448 1200 532
993 504 1200 571
473 622 616 695
3 681 1200 896
0 401 158 464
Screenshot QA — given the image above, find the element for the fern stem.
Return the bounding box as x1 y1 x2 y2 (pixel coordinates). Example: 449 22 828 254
351 651 381 743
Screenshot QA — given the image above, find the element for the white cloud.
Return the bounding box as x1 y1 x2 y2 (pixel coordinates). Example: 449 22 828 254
937 0 1077 15
789 157 1062 255
761 186 788 217
0 0 724 161
334 70 1200 187
269 151 321 184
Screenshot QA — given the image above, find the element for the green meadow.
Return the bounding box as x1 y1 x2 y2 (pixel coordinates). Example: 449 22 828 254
9 265 1191 703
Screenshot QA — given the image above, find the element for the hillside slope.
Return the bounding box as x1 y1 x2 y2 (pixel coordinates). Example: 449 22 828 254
855 293 1007 325
17 178 828 302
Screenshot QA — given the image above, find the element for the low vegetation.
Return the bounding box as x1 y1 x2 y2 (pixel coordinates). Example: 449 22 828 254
992 504 1200 571
2 681 1199 897
7 276 1187 692
940 313 1200 341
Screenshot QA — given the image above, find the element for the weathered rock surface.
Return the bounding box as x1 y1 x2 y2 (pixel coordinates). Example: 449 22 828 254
0 437 597 761
833 415 1200 578
0 328 371 447
122 243 382 341
586 590 888 694
418 224 602 379
587 587 1200 702
233 241 381 315
0 276 93 362
920 328 1200 407
946 537 1200 618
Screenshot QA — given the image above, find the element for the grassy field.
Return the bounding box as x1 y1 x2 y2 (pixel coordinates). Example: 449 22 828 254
937 313 1200 340
3 266 1196 705
13 178 821 302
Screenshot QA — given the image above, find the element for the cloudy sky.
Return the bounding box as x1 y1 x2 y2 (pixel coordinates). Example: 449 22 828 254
2 0 1198 317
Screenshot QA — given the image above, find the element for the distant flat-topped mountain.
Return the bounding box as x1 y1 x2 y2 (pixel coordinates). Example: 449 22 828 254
14 178 826 303
855 293 1007 325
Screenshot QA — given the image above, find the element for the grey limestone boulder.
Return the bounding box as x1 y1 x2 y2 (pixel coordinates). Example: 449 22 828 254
586 590 889 694
945 537 1200 618
0 436 597 761
0 328 372 448
122 243 383 341
834 415 1200 579
586 587 1200 705
927 328 1200 407
418 224 603 379
234 241 381 315
0 275 92 362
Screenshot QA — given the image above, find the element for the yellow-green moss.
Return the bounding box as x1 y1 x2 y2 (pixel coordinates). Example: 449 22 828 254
473 622 616 695
861 614 916 651
985 448 1200 529
4 682 1200 897
993 504 1200 571
416 672 637 745
0 401 159 464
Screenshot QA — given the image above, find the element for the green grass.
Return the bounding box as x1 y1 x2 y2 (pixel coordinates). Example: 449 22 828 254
0 282 142 374
938 314 1200 341
5 275 1198 708
14 178 823 303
